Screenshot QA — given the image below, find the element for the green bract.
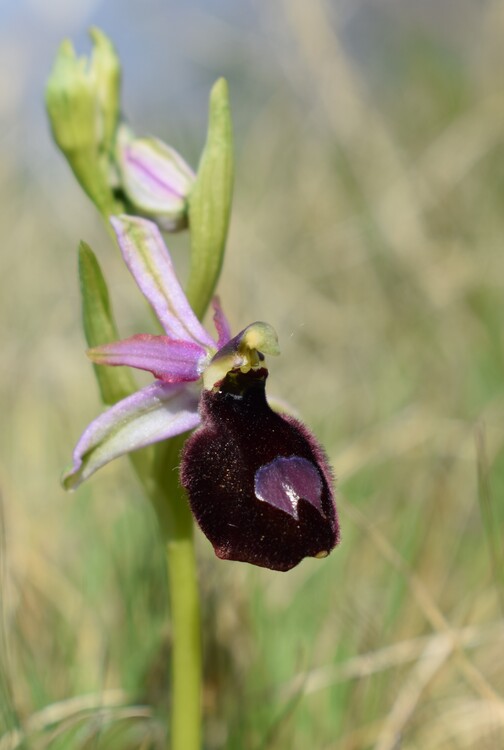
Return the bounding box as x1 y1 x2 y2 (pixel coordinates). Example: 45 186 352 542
78 242 136 405
187 78 234 319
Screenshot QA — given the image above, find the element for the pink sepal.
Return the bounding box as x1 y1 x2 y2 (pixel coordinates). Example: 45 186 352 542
111 216 216 348
62 381 201 490
88 334 206 383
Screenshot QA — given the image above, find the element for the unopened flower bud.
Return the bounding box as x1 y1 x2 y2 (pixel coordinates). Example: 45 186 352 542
116 125 195 231
45 29 121 215
88 27 121 155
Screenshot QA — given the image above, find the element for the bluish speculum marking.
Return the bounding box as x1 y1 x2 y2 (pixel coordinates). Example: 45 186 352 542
254 456 324 520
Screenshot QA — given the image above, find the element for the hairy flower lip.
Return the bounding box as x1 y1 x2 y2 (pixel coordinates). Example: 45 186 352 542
180 368 339 571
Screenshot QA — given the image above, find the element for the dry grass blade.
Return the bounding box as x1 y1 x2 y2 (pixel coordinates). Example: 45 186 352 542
422 699 504 749
475 424 504 616
342 498 504 708
373 635 454 750
277 0 440 302
0 690 141 750
280 620 504 701
0 492 20 739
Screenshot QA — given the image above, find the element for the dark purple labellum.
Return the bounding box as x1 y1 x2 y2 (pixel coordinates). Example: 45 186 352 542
180 368 339 571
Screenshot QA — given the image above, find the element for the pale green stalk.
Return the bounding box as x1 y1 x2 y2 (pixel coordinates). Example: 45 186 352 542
150 436 202 750
166 531 201 750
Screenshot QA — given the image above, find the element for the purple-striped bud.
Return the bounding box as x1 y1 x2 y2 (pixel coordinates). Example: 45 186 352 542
180 368 339 571
116 126 195 231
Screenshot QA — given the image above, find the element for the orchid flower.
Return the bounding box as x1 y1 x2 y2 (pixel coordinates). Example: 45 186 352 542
64 215 339 571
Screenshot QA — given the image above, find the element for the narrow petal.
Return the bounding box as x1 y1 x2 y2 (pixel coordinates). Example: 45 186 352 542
110 215 216 348
88 334 207 383
62 382 200 490
212 295 232 348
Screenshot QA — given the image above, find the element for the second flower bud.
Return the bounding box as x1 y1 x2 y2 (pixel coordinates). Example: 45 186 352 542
116 125 195 231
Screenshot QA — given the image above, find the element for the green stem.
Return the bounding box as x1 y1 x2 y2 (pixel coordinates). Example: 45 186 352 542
147 436 202 750
165 516 202 750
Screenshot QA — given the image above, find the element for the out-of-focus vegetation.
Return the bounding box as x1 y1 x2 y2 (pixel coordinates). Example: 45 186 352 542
1 1 504 748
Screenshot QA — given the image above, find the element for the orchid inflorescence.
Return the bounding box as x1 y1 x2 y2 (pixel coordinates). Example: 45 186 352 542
48 28 339 573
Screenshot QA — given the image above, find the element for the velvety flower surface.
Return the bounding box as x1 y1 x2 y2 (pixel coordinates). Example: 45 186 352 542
180 367 339 571
64 215 339 570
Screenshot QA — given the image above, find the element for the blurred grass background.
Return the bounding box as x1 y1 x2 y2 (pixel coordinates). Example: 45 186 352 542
1 0 504 748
